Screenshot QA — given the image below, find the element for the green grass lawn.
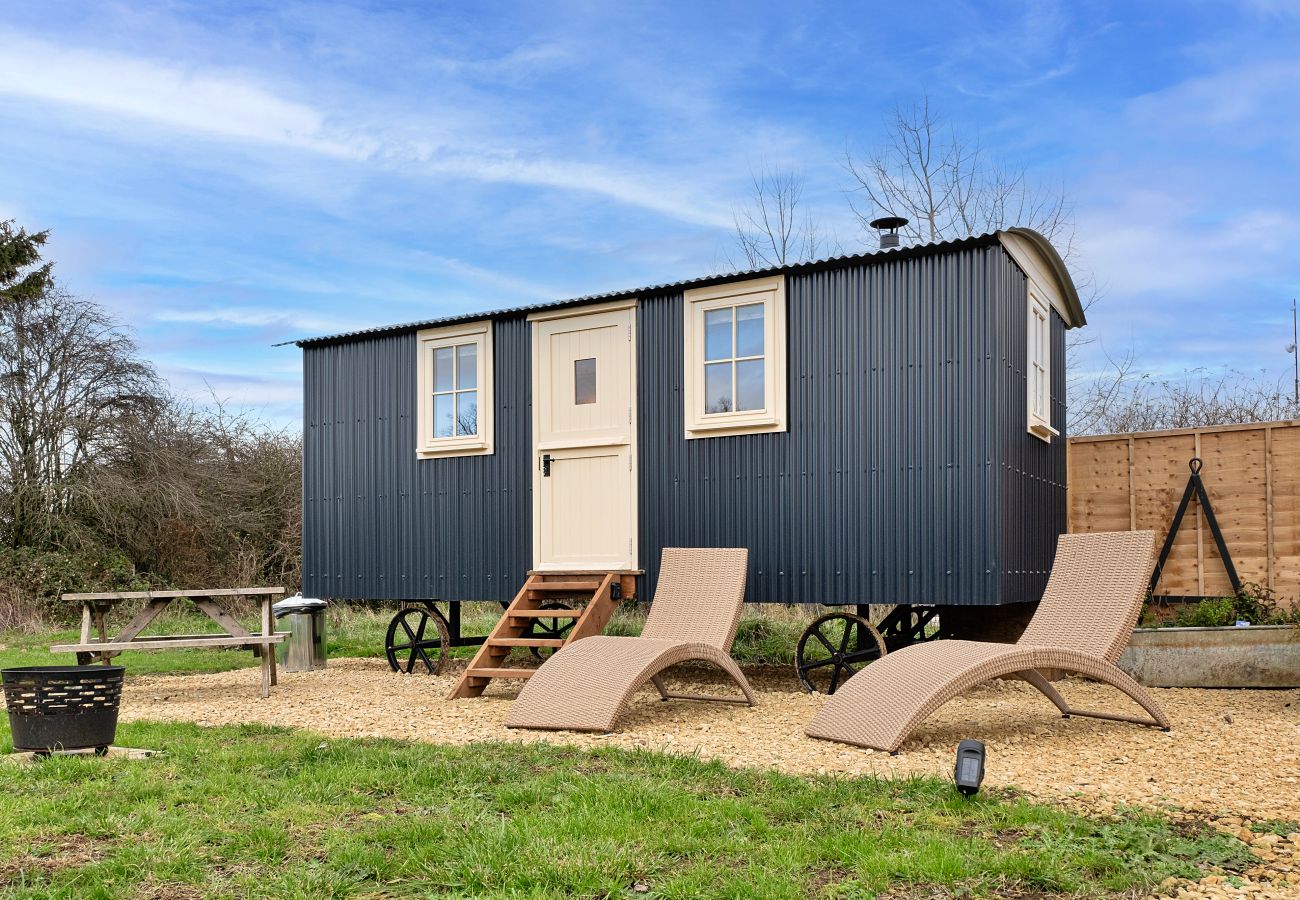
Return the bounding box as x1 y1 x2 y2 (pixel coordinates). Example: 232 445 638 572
0 602 813 676
0 721 1250 899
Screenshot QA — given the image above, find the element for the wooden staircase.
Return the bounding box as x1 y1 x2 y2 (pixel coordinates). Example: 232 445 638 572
447 571 623 699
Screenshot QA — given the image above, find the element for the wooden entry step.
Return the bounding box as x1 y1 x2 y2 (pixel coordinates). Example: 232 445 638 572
530 580 606 592
448 571 626 699
488 637 566 648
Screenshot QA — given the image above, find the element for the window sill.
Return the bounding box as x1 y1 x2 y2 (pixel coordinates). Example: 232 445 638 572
1028 420 1060 443
686 412 786 440
416 441 494 459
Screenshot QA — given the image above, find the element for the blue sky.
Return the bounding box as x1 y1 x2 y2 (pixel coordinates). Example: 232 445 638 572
1 1 1298 426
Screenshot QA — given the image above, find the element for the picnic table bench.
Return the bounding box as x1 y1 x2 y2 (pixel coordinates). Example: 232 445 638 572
51 587 288 698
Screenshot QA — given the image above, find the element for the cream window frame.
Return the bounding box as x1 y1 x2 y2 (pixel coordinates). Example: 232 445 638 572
683 275 787 439
1027 289 1058 442
416 320 494 458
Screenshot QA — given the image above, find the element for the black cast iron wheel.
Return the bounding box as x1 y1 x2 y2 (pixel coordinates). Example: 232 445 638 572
385 605 451 675
527 603 576 659
795 612 887 695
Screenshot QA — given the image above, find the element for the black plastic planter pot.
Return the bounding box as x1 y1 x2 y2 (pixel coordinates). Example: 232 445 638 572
2 666 125 753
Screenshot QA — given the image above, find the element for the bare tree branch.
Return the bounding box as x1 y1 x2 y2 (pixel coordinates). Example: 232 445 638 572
0 284 162 548
730 165 823 269
846 95 1107 417
844 96 1078 252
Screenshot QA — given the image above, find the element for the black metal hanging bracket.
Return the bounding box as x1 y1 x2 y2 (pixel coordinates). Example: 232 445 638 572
1148 457 1242 597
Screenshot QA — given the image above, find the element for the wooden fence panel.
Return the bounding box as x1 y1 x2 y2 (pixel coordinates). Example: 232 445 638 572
1133 433 1199 596
1069 420 1300 608
1271 426 1300 595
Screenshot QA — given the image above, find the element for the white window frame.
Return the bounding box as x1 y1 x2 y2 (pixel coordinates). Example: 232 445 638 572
683 275 787 439
416 320 494 458
1027 289 1058 442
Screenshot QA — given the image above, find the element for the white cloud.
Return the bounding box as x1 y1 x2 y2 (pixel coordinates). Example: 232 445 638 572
161 366 303 429
1067 49 1300 379
1126 59 1300 150
0 32 368 158
421 153 732 228
1078 195 1300 295
0 29 732 229
411 252 563 301
153 307 353 332
1233 0 1300 18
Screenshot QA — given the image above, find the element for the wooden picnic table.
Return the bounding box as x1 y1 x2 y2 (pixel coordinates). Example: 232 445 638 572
51 587 288 698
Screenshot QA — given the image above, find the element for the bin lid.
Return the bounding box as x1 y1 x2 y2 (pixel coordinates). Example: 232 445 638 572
273 594 328 618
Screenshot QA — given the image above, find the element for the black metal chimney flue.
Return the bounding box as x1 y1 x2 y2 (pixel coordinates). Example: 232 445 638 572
869 215 908 249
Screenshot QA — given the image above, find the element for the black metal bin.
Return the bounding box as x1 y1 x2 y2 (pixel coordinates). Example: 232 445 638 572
2 665 125 753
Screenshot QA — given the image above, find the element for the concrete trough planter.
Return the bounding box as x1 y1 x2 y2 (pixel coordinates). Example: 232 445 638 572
1118 625 1300 688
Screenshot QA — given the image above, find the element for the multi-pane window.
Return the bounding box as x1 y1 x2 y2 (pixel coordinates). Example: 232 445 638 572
417 321 494 457
683 275 787 438
1027 291 1055 441
704 303 765 413
432 342 478 438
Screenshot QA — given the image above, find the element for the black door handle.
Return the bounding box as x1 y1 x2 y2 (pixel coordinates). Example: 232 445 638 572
541 454 552 477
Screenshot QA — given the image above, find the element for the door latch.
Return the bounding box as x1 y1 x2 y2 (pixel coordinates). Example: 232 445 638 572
541 454 552 477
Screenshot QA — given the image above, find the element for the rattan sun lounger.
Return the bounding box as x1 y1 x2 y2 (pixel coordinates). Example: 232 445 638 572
805 530 1170 752
506 547 755 732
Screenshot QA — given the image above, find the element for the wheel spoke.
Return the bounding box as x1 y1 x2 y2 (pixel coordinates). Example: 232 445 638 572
414 615 428 644
413 643 435 673
390 642 414 652
798 613 881 694
399 616 418 644
828 662 846 694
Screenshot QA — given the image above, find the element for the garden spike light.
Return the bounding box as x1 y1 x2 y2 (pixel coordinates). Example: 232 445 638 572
954 739 986 796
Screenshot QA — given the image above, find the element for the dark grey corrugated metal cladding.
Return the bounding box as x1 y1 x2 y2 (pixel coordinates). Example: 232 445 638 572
301 319 532 600
996 278 1069 606
301 239 1067 606
637 244 1064 606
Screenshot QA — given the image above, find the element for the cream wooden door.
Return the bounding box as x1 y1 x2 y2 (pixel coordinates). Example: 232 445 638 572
532 305 637 570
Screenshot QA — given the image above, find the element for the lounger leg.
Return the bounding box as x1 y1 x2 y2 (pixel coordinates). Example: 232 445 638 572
1016 670 1072 716
651 664 756 706
1062 663 1171 730
1019 666 1169 731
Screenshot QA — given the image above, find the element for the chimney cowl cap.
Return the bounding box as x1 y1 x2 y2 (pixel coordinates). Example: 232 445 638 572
869 216 909 231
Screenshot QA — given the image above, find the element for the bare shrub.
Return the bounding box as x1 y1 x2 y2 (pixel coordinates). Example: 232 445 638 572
1072 360 1300 436
76 398 301 590
0 545 144 629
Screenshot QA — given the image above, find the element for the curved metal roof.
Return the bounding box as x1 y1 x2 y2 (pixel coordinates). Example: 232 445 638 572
287 228 1082 347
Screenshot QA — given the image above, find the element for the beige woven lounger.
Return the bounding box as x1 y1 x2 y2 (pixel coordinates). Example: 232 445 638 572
805 530 1170 753
506 548 755 732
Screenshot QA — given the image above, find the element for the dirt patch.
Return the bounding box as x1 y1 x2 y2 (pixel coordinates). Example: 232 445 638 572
0 833 105 881
119 657 1300 899
131 880 207 900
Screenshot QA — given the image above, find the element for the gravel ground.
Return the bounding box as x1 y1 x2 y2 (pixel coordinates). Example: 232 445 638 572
120 658 1300 899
